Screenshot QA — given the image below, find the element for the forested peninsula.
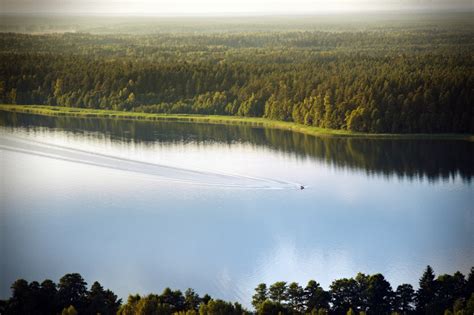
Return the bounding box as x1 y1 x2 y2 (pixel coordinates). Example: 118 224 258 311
1 14 473 134
3 105 473 140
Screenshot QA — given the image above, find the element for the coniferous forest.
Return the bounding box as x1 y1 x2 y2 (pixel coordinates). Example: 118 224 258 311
0 13 473 133
0 13 473 315
1 266 473 315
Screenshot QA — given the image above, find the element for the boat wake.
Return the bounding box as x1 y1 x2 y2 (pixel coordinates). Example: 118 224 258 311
0 134 300 190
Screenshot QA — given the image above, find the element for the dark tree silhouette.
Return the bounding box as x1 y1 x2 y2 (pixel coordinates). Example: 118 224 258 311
184 288 201 311
269 282 288 304
416 265 437 314
58 273 88 313
304 280 330 312
393 283 415 314
252 283 268 310
330 278 360 314
365 274 393 314
2 267 474 315
85 281 121 315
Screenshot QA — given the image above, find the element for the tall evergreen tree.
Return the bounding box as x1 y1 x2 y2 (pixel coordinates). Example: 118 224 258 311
252 283 268 310
304 280 330 312
269 282 288 304
393 284 415 314
416 265 437 314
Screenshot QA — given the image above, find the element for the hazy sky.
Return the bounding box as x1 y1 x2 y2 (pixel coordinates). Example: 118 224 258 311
1 0 472 15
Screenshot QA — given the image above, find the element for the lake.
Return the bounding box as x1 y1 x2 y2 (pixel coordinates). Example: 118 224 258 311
0 111 473 306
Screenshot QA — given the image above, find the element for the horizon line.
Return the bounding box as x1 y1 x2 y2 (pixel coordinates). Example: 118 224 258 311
1 7 473 18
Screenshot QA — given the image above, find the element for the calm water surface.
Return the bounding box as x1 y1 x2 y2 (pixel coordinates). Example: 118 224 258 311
0 112 473 306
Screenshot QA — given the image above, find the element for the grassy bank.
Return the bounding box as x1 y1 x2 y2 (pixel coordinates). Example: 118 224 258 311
1 104 473 141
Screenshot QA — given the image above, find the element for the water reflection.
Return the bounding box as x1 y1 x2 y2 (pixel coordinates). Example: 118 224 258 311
1 111 472 182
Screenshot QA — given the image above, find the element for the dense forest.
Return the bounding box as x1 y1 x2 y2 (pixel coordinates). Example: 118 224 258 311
0 14 473 133
1 266 473 314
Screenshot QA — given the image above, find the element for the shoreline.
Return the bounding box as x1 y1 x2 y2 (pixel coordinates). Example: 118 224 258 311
1 104 473 141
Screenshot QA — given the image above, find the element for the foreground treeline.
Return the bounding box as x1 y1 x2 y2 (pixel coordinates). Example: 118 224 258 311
1 266 473 315
0 273 121 315
1 16 473 133
250 266 474 315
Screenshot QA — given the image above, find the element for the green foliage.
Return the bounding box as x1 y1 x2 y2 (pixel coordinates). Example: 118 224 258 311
117 290 246 315
184 288 201 311
246 266 474 315
393 284 415 313
61 305 77 315
86 281 121 315
416 265 437 313
58 273 88 313
453 298 465 314
467 268 474 296
252 283 268 310
466 293 474 314
2 274 120 315
269 282 288 304
287 282 304 312
1 15 472 134
2 267 474 315
256 299 286 315
366 274 392 314
436 273 468 313
305 280 330 312
252 273 402 314
330 278 360 313
160 287 186 312
317 309 328 315
199 299 245 315
346 307 356 315
135 295 172 315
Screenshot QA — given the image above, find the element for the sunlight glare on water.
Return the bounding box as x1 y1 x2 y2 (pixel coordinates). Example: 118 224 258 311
0 113 473 306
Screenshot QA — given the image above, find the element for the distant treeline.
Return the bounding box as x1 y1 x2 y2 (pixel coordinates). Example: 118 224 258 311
1 266 473 315
0 20 473 133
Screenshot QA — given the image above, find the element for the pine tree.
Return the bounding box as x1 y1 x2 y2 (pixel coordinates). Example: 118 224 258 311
416 265 437 314
252 283 268 310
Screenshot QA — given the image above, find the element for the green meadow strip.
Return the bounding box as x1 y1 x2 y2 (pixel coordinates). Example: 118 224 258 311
1 104 473 141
